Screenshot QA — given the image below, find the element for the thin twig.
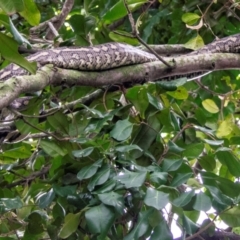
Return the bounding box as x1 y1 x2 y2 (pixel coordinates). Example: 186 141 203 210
123 0 172 68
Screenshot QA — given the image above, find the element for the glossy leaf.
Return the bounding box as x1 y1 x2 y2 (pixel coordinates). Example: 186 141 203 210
72 147 94 158
77 159 103 180
172 190 195 207
182 215 198 234
115 170 147 188
36 189 55 209
85 204 115 237
87 165 110 191
216 150 240 177
144 188 169 210
19 0 40 26
162 159 183 172
0 32 36 74
0 197 23 213
0 0 24 13
150 219 173 240
220 206 240 227
98 192 124 213
202 99 219 113
149 172 168 185
124 208 154 240
182 12 201 25
171 173 193 187
110 119 133 141
59 212 81 238
193 192 212 211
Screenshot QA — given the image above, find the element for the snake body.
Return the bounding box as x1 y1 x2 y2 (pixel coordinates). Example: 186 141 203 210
0 43 158 81
1 34 240 81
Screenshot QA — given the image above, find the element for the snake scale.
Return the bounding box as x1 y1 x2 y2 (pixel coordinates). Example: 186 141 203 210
0 34 240 81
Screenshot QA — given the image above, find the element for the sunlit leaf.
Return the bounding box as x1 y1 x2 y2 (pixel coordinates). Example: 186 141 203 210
202 99 219 113
115 169 147 188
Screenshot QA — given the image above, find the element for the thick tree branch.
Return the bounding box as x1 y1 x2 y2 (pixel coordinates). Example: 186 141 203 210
0 53 240 110
5 166 50 188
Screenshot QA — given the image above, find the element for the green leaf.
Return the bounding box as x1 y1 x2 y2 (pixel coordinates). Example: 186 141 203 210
72 147 94 158
109 30 139 45
102 1 126 23
77 159 103 180
167 86 188 100
144 188 169 210
85 204 115 237
19 0 40 26
182 143 204 159
47 112 69 134
147 93 163 110
216 119 234 137
202 172 240 198
172 190 195 207
202 99 219 113
171 173 193 187
168 141 185 153
203 139 224 145
103 0 147 24
182 13 201 25
110 119 133 141
87 165 110 191
220 206 240 228
149 172 168 185
2 146 31 159
158 77 188 88
162 159 183 172
0 197 22 213
124 208 154 240
193 192 212 211
198 155 216 171
0 0 24 13
184 34 204 50
9 17 31 46
115 169 147 188
36 189 55 208
93 179 116 194
40 140 67 157
115 144 143 152
59 212 81 238
53 185 77 197
182 215 198 234
52 202 65 219
0 14 10 30
216 150 240 177
204 185 233 208
27 212 45 234
0 32 36 74
126 86 149 118
150 219 173 240
98 192 125 214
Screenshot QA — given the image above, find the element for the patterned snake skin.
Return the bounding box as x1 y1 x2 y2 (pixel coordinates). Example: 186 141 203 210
0 34 240 81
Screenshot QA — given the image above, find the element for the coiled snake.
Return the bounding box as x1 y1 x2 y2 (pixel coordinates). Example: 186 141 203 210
0 34 240 81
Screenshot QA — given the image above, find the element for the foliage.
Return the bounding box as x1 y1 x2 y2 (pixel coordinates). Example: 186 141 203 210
1 0 240 239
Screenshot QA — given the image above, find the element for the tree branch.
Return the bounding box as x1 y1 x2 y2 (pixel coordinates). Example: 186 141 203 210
0 52 240 110
30 0 74 40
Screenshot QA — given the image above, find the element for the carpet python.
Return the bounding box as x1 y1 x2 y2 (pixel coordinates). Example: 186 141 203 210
0 34 240 81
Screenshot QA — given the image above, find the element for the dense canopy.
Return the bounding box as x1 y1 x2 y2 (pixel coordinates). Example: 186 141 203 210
1 0 240 239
